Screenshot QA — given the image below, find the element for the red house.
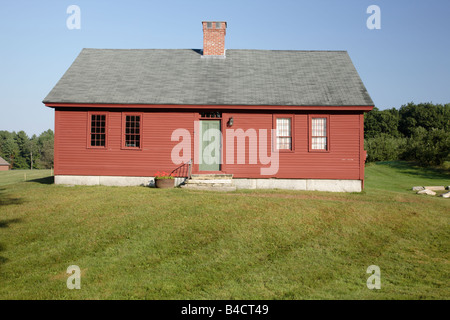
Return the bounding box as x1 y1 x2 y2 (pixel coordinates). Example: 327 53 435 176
43 21 374 192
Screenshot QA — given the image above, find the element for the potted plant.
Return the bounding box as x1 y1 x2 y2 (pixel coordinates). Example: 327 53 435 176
154 171 175 188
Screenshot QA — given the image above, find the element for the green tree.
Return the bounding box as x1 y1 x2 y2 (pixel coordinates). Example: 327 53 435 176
37 130 54 169
0 135 20 168
13 131 29 169
403 127 450 166
25 135 40 169
365 107 400 139
365 134 407 162
399 102 450 137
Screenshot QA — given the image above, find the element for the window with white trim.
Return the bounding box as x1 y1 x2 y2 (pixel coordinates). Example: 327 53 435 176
276 118 292 150
311 117 327 150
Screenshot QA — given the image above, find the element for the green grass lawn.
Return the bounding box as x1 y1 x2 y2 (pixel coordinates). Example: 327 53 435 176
0 162 448 299
0 169 52 187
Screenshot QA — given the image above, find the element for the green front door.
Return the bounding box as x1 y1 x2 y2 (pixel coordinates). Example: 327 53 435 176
199 120 221 171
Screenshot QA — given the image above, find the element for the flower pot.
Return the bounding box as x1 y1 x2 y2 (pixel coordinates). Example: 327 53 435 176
155 178 175 189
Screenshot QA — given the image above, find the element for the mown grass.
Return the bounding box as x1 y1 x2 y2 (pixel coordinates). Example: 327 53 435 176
0 162 448 299
0 169 53 187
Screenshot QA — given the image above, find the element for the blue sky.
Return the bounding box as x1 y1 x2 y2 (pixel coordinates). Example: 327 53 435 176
0 0 449 136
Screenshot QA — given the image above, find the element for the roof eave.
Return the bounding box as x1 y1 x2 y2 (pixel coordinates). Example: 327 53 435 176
43 102 374 111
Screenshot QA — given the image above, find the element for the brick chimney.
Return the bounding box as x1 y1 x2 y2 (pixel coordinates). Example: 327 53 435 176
202 21 227 56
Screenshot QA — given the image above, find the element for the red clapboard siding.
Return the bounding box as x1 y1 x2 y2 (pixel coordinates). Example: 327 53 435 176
54 108 364 180
55 109 195 177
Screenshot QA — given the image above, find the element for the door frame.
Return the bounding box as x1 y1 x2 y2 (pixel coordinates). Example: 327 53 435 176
192 112 225 174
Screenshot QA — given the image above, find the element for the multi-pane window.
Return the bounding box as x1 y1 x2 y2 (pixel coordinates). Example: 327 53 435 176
311 118 327 150
90 114 106 147
276 118 292 150
200 111 222 118
124 115 141 148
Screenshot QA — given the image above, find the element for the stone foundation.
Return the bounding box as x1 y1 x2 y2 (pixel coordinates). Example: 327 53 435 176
233 178 362 192
55 175 362 192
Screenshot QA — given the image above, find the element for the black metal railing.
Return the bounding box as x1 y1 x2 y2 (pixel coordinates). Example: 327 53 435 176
170 159 192 179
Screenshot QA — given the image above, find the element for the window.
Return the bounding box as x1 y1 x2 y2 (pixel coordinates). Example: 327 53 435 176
123 114 142 149
207 22 212 29
89 113 106 148
310 117 328 151
200 111 222 118
215 22 221 29
276 117 292 150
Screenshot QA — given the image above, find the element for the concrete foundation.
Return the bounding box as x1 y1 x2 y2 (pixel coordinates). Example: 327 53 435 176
55 175 186 187
233 178 362 192
55 175 362 192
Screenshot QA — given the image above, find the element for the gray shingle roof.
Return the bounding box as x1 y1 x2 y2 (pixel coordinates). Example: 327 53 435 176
43 48 373 106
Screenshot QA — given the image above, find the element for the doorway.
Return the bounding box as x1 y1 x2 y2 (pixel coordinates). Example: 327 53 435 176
199 120 221 171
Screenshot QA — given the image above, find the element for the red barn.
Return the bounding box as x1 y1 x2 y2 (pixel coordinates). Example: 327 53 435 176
43 21 374 192
0 156 10 171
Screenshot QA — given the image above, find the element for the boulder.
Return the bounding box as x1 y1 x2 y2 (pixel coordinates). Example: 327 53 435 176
417 189 436 196
424 186 446 191
440 192 450 198
412 186 425 191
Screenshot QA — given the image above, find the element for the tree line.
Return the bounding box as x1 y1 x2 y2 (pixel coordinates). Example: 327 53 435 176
0 130 54 169
364 102 450 166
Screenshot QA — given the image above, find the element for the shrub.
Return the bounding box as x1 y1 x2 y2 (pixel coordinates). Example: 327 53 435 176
403 127 450 166
365 134 407 162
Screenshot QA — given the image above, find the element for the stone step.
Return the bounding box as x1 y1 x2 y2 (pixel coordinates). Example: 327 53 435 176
181 174 235 191
186 179 233 185
181 184 236 192
190 174 233 180
185 182 234 188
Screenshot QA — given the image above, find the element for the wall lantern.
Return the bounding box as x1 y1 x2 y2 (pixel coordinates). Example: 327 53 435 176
227 117 234 127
